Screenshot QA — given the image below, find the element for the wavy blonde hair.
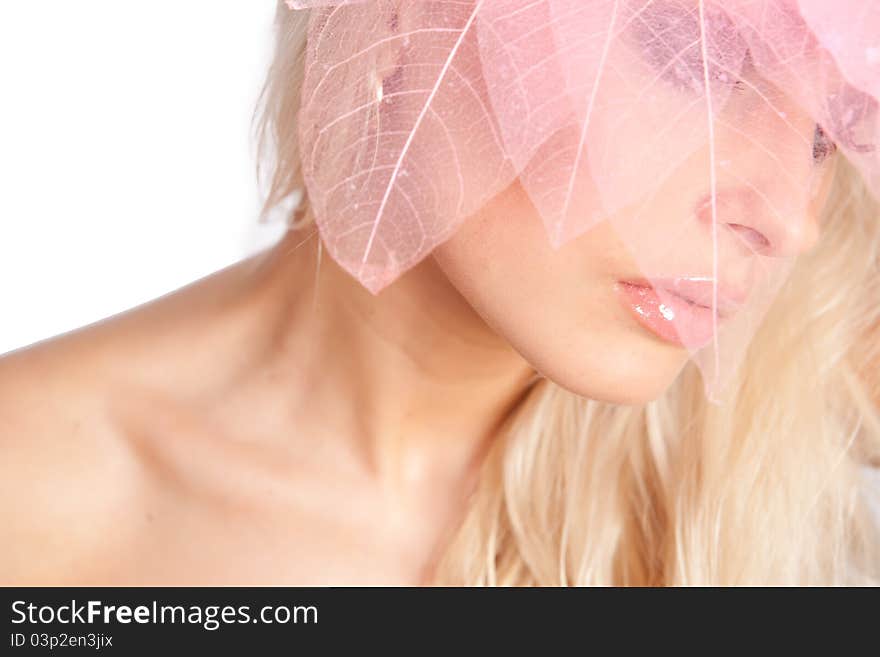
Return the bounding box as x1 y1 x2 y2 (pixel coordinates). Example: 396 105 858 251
254 3 880 585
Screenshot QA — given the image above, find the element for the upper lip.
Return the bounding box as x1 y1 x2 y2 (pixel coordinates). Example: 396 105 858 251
623 277 748 317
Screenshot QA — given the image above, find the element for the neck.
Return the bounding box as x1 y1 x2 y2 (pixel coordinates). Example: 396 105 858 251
233 220 537 490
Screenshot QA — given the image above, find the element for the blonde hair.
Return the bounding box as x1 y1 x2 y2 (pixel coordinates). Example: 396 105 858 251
254 3 880 585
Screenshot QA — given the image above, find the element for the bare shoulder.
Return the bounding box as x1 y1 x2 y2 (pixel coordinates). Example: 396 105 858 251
0 321 146 583
0 258 257 584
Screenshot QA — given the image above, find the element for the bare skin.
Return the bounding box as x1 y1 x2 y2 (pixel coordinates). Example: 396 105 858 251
0 224 537 585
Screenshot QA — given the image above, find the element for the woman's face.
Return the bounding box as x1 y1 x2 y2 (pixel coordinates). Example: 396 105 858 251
431 83 838 405
299 0 845 403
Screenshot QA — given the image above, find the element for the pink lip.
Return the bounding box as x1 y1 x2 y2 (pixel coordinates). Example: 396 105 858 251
649 277 747 317
615 278 745 348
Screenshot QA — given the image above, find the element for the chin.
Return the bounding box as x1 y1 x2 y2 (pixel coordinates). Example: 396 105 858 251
528 333 690 406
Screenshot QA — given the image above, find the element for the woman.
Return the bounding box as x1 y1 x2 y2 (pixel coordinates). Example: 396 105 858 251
2 0 878 585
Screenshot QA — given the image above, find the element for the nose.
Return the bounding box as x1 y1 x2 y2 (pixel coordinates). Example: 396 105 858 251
696 188 821 258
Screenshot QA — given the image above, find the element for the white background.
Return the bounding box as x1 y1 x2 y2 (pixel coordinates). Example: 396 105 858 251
0 1 283 355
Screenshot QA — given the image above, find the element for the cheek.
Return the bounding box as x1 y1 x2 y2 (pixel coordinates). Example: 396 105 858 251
432 181 692 404
430 182 562 342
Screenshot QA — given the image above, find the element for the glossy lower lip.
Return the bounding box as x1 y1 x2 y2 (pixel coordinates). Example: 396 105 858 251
615 281 724 348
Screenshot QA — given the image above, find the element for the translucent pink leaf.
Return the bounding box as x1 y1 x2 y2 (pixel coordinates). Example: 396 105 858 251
799 0 880 99
298 1 515 293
